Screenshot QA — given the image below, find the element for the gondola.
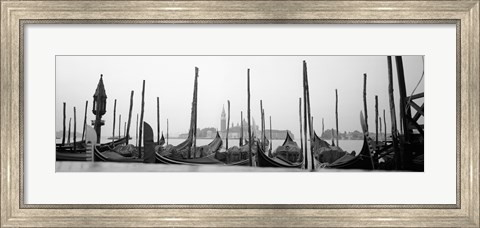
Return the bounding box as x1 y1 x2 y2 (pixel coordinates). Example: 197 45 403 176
313 132 348 164
56 135 125 153
94 137 129 152
94 122 155 163
227 157 252 166
274 132 302 163
155 67 224 165
312 132 330 149
155 153 224 165
158 134 165 146
56 151 92 161
326 112 374 170
257 141 303 168
215 140 257 166
93 146 143 162
56 140 87 153
56 125 131 161
155 132 224 165
57 137 129 162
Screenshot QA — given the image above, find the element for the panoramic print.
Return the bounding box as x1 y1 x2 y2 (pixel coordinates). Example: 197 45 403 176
55 56 424 172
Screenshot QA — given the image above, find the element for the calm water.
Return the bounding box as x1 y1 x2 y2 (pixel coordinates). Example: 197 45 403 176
57 136 363 153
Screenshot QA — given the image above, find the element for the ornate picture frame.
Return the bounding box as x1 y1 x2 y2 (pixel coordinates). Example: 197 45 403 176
1 1 478 227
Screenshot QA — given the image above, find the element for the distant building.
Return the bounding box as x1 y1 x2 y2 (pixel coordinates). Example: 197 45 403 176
177 108 294 140
206 130 213 138
217 108 292 140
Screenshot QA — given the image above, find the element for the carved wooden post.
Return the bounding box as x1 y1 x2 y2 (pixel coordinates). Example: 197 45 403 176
92 74 107 144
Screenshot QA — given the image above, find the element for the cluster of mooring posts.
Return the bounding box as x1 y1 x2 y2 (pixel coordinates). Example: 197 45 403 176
56 56 424 171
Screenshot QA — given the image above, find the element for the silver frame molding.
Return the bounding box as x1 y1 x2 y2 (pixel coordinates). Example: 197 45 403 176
1 1 478 227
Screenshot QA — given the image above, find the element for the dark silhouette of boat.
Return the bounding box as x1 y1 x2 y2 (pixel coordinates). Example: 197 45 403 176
274 132 302 163
158 134 165 146
257 141 303 168
326 112 374 170
93 122 156 163
155 133 224 165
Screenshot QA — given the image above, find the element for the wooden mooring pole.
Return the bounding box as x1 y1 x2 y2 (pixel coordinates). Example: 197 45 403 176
240 111 243 146
383 109 387 146
135 114 139 147
112 99 116 142
81 101 88 141
263 108 266 150
363 73 369 132
138 80 146 158
260 100 264 151
247 69 253 166
387 56 401 170
331 128 335 146
304 61 314 171
226 100 231 150
157 97 160 144
303 75 308 169
269 116 272 151
298 97 303 162
67 118 71 144
73 107 76 152
335 89 339 147
303 69 309 169
62 102 66 145
395 56 411 168
166 118 169 145
375 95 379 150
118 114 121 139
192 67 199 158
126 91 134 145
379 116 382 142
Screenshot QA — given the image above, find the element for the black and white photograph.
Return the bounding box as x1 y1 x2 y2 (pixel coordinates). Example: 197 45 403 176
55 55 424 172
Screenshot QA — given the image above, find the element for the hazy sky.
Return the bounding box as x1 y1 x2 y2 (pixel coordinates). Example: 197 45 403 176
56 56 423 138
